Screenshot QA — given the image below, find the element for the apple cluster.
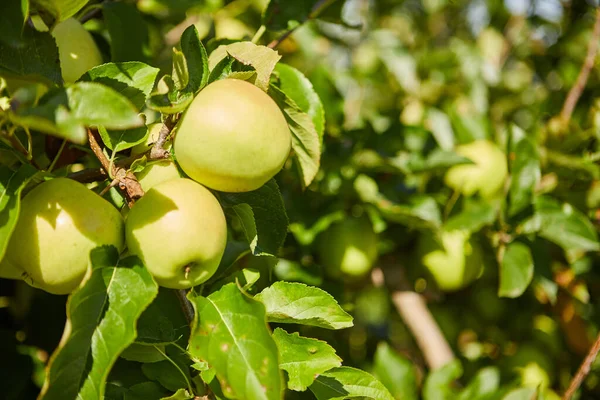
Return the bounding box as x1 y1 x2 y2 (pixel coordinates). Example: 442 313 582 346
416 140 508 292
1 76 292 294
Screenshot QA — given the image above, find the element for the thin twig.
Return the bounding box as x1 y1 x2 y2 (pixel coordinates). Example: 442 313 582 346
87 129 114 176
150 120 176 160
560 8 600 124
563 332 600 400
267 0 330 49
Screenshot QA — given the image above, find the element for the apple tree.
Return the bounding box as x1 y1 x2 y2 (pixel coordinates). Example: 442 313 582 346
2 0 600 400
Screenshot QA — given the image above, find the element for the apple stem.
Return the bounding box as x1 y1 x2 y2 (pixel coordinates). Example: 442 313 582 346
184 265 191 280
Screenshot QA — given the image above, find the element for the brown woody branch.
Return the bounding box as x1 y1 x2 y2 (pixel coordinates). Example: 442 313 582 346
560 8 600 125
87 129 144 207
373 264 455 370
562 332 600 399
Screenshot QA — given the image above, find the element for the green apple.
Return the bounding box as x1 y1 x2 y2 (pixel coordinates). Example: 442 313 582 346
51 18 103 83
318 217 378 280
5 178 124 294
504 343 554 389
417 230 483 292
125 178 227 289
444 140 507 198
136 161 181 192
174 79 291 192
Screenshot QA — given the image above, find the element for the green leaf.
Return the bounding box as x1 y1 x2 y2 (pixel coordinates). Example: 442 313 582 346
104 2 150 62
508 127 540 216
15 82 144 144
456 367 500 400
309 366 395 400
422 360 463 400
0 25 61 85
180 25 209 93
263 0 341 31
220 179 288 257
31 0 88 22
273 328 342 391
255 282 353 330
377 195 442 229
498 241 534 298
98 125 148 153
269 84 321 187
80 62 160 110
273 259 323 286
406 149 473 173
0 0 28 47
530 197 600 257
121 343 167 364
289 211 345 246
444 200 496 232
209 42 281 91
0 164 39 261
372 342 418 400
135 288 190 346
425 108 454 151
141 346 193 393
147 75 194 114
188 283 283 400
40 247 158 400
274 63 325 140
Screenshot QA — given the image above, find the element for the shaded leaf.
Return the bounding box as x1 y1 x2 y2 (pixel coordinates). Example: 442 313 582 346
0 25 61 85
269 84 321 187
220 179 288 257
508 127 540 216
104 2 150 62
0 164 39 261
457 367 500 400
372 342 418 400
188 283 283 400
444 200 496 232
499 241 534 298
309 367 395 400
273 328 341 391
255 282 353 330
40 247 158 400
263 0 341 31
98 125 148 153
31 0 88 22
180 25 209 93
274 63 325 140
135 288 190 346
422 360 463 400
0 0 28 47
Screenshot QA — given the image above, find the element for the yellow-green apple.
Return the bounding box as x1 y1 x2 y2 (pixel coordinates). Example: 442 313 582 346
5 178 124 294
417 229 483 291
444 140 507 198
318 216 378 280
51 18 103 83
174 79 291 192
125 178 227 288
136 161 181 192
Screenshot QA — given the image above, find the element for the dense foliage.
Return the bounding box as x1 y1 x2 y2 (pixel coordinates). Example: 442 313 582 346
2 0 600 399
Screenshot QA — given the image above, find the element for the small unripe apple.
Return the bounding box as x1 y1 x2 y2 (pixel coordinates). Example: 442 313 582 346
417 230 483 292
504 343 554 389
174 79 291 192
125 178 227 289
444 140 507 198
5 178 124 294
136 161 181 192
318 217 378 280
51 18 103 83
